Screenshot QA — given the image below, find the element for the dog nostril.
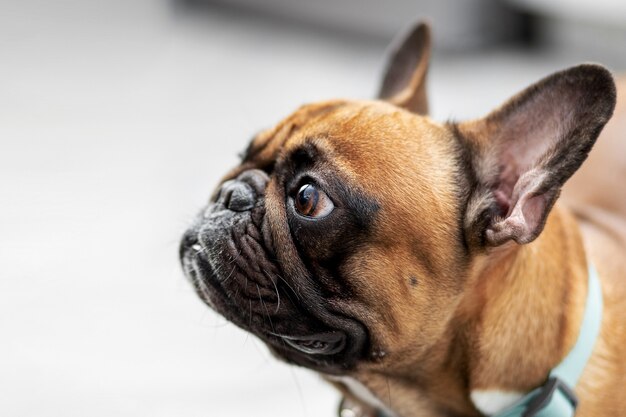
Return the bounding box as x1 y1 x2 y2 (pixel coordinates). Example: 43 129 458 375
221 188 234 207
228 183 255 211
237 169 269 195
214 170 267 212
219 181 255 212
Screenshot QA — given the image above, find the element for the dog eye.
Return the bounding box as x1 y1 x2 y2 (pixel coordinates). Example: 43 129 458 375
294 184 334 218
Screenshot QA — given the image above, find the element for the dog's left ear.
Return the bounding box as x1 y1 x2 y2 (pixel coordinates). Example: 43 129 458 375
458 64 616 247
378 22 431 115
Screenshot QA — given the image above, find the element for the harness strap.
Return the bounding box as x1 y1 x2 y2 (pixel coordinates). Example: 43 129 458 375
493 264 603 417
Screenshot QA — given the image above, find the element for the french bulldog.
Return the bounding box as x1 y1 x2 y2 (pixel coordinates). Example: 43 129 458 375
180 22 626 417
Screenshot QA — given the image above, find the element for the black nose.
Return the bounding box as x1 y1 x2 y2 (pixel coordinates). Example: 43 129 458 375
215 169 269 212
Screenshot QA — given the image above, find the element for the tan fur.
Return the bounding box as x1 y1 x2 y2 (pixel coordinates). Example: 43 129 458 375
228 76 626 416
208 22 626 414
331 79 626 416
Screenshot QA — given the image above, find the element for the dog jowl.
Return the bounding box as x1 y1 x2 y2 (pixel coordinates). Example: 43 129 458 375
180 22 622 417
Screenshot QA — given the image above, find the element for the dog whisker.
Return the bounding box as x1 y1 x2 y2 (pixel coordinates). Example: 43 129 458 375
227 248 242 264
248 296 252 329
276 273 301 301
257 284 284 348
263 268 281 313
221 264 238 285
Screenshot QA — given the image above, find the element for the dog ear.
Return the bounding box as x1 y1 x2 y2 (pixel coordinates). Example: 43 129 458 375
458 64 616 247
378 21 432 115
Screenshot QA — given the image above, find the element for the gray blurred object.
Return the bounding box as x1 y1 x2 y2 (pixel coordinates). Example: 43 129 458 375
182 0 528 50
508 0 626 69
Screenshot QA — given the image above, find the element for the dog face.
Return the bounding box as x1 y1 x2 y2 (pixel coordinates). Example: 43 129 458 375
180 23 615 376
180 98 467 373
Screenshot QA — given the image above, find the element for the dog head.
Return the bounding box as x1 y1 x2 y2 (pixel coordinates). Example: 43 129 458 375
180 23 615 377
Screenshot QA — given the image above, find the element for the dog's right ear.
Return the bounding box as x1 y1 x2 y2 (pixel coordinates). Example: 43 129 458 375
378 22 432 115
457 64 616 248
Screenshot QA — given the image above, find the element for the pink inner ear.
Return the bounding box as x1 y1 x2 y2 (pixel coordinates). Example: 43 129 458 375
488 166 556 245
521 192 548 232
492 100 567 217
487 190 551 245
493 188 510 217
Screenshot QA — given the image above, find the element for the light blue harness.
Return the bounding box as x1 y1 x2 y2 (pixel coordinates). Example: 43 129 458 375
492 264 603 417
340 265 603 417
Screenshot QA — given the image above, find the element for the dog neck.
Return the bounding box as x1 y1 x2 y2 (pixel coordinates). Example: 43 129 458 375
460 205 589 415
348 205 589 417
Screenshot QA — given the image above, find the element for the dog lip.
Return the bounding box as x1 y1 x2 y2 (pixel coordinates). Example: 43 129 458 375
270 331 347 356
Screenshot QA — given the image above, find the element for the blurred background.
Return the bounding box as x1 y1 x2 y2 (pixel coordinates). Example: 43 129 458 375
1 1 625 416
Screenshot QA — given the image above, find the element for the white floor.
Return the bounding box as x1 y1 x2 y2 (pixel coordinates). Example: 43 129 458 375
0 1 616 416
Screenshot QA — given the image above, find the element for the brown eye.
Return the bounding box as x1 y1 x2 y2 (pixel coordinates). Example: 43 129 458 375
295 184 334 218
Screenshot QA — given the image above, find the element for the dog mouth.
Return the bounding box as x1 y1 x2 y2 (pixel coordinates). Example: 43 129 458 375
180 235 358 369
271 331 347 355
181 240 359 370
179 170 367 372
